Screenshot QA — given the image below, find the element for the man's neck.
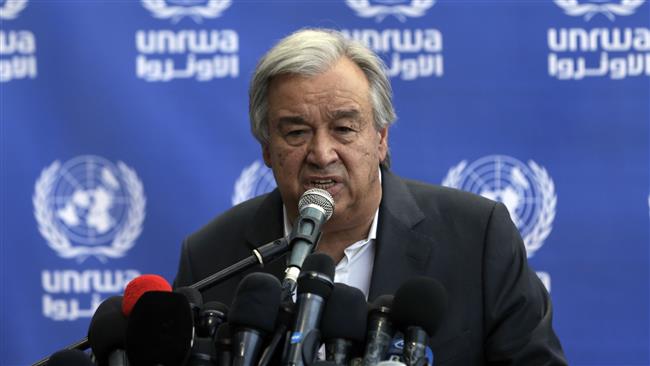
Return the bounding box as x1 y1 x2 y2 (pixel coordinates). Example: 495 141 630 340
315 212 376 263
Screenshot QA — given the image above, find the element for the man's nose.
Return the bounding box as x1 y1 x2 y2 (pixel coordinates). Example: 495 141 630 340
306 130 338 168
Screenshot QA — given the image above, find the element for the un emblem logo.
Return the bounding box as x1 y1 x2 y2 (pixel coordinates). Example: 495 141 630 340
141 0 232 23
232 160 276 206
345 0 436 22
33 156 146 262
0 0 28 20
554 0 646 21
442 155 557 257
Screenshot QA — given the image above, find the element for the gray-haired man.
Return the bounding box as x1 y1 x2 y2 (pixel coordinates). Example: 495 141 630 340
175 28 567 365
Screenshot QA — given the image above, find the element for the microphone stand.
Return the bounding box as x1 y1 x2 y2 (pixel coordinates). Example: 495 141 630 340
189 237 289 291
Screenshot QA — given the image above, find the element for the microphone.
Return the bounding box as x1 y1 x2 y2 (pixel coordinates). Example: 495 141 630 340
125 291 194 366
187 337 217 366
392 277 448 366
87 296 128 366
283 189 335 297
187 299 225 366
214 323 232 366
197 301 229 339
321 284 368 365
46 349 94 366
362 295 395 366
257 300 295 366
229 272 282 366
122 274 172 316
176 286 205 325
283 253 335 366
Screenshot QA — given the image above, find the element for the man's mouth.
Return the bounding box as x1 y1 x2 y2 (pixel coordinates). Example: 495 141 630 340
311 179 336 190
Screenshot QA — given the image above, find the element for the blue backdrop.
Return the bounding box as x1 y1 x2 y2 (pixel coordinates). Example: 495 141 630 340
1 0 649 365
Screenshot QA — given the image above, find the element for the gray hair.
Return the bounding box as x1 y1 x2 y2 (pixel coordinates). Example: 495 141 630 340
249 28 396 168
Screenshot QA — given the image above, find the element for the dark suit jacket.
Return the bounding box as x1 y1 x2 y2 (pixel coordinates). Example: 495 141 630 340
174 169 567 365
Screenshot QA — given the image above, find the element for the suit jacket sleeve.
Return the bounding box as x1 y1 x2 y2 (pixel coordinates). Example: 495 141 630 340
483 202 567 365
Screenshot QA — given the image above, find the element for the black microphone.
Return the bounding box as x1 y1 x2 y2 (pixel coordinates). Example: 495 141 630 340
125 291 194 366
392 277 448 366
176 286 204 325
46 349 94 366
229 272 282 366
257 299 295 366
283 253 335 366
283 189 335 298
188 337 218 366
321 283 368 365
214 323 232 366
188 302 225 366
362 295 395 366
87 296 129 366
197 301 229 339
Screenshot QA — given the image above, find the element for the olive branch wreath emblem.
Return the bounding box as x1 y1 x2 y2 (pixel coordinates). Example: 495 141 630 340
33 161 146 263
345 0 436 22
0 0 28 20
141 0 232 23
232 160 276 206
442 159 556 258
554 0 645 21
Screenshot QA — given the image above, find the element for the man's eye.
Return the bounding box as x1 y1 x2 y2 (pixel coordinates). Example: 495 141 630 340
286 129 307 137
335 126 355 134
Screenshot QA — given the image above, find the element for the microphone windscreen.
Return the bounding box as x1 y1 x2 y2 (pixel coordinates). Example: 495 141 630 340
229 272 281 333
297 253 335 297
126 291 194 366
392 277 448 336
122 274 172 316
302 252 335 279
87 296 127 365
92 295 123 317
47 349 94 366
321 283 368 342
175 286 203 307
201 300 229 315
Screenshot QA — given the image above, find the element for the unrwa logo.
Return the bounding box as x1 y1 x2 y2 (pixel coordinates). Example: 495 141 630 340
442 155 557 257
345 0 436 22
141 0 232 23
232 160 277 206
33 156 146 262
0 0 28 20
554 0 646 21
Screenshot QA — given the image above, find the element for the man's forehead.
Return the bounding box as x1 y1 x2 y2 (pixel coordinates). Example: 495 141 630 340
268 57 369 91
274 108 363 124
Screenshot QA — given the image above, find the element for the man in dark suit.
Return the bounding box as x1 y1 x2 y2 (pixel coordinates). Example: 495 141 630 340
175 28 567 365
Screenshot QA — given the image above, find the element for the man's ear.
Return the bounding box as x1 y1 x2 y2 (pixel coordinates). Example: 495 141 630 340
378 127 389 162
262 144 272 168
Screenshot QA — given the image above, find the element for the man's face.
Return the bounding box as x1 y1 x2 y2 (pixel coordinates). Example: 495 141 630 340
263 57 388 231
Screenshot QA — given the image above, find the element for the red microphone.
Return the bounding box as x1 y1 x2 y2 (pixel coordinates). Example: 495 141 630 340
122 274 172 316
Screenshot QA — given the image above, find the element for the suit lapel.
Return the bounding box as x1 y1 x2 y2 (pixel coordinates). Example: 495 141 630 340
368 169 437 300
244 189 288 280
